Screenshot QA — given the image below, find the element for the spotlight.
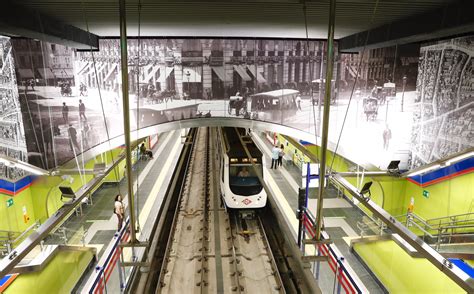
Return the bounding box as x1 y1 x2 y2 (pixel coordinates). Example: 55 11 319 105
359 181 373 202
59 186 76 202
387 160 400 176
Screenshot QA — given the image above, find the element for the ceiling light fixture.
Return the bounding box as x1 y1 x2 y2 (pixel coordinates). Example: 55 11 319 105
445 151 474 166
406 164 440 177
0 155 49 176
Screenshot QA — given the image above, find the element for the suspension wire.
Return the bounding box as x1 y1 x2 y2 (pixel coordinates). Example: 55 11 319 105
37 13 86 182
81 2 122 194
303 1 319 160
135 0 143 231
328 0 380 172
19 42 45 170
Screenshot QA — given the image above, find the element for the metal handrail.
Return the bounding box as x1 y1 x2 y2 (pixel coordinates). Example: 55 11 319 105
12 221 40 245
426 211 474 223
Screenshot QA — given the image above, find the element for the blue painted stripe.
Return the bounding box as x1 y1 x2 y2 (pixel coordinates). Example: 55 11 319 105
0 176 36 195
0 274 11 286
448 259 474 278
409 157 473 186
299 140 314 146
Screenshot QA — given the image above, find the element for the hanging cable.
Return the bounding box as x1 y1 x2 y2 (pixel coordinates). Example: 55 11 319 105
81 2 121 195
328 0 380 173
134 0 143 231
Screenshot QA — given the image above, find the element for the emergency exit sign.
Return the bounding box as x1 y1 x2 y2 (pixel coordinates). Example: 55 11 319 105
6 198 13 207
423 190 430 198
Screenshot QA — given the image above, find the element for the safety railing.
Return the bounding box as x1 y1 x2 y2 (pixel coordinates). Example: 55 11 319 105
82 217 130 294
0 221 40 256
46 224 89 247
356 215 387 238
395 212 474 249
300 208 368 294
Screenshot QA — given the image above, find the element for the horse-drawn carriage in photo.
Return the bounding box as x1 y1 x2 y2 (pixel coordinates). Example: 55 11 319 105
381 82 396 104
150 89 176 104
363 97 379 121
228 93 247 116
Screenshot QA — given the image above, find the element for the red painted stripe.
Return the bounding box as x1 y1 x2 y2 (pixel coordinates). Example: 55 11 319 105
341 270 356 294
0 274 19 292
0 183 33 196
93 228 131 293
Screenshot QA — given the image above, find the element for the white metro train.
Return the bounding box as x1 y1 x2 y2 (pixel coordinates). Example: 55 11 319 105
216 127 267 209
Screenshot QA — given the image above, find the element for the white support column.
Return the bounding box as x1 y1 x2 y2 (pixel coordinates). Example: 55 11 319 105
201 39 212 99
224 40 234 96
173 40 183 98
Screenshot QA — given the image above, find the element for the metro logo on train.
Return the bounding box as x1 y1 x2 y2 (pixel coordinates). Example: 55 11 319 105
242 198 252 205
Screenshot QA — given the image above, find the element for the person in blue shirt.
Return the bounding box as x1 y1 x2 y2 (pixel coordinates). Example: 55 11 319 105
271 145 280 169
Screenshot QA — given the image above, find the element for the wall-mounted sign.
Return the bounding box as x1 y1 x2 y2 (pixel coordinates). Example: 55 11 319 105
422 190 430 198
6 198 13 208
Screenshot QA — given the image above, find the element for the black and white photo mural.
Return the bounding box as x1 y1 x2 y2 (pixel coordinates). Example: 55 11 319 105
0 36 28 181
410 36 474 169
8 36 472 172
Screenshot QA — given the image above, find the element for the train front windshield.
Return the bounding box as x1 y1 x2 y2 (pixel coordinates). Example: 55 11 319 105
229 164 263 196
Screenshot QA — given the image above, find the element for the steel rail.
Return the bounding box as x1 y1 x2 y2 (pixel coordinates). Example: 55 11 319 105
198 128 210 292
237 128 322 293
228 213 244 294
156 129 200 290
256 215 286 293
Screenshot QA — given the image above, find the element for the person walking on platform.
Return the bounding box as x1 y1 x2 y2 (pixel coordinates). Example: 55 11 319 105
79 99 87 121
62 102 69 124
271 144 280 169
114 194 125 231
68 124 79 153
296 94 302 110
278 144 285 167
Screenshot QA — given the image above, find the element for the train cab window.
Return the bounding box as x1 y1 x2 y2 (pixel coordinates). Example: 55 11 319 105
228 164 263 196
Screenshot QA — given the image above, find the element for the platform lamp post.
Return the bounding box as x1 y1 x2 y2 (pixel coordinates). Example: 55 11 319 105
185 70 191 102
401 75 407 112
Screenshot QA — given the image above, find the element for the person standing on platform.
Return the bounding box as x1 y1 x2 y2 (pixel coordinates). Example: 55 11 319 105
62 102 69 124
271 144 280 169
383 124 392 150
79 99 87 121
68 124 79 152
278 144 285 167
114 194 125 231
296 94 302 110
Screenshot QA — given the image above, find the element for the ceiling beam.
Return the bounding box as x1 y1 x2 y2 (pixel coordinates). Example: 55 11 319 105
0 0 98 50
338 0 474 52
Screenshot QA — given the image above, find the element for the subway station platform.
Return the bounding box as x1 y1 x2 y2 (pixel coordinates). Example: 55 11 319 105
0 0 473 293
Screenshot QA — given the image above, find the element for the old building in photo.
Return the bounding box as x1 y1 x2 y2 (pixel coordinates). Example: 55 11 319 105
76 39 330 100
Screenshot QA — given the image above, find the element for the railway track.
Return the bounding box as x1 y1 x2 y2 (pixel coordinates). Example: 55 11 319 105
158 127 284 294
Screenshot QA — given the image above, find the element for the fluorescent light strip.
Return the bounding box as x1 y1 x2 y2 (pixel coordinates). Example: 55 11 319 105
445 152 474 166
0 155 49 176
406 164 440 177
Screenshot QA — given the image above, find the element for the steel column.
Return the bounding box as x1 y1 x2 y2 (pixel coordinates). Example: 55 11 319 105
314 0 336 241
119 0 137 243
